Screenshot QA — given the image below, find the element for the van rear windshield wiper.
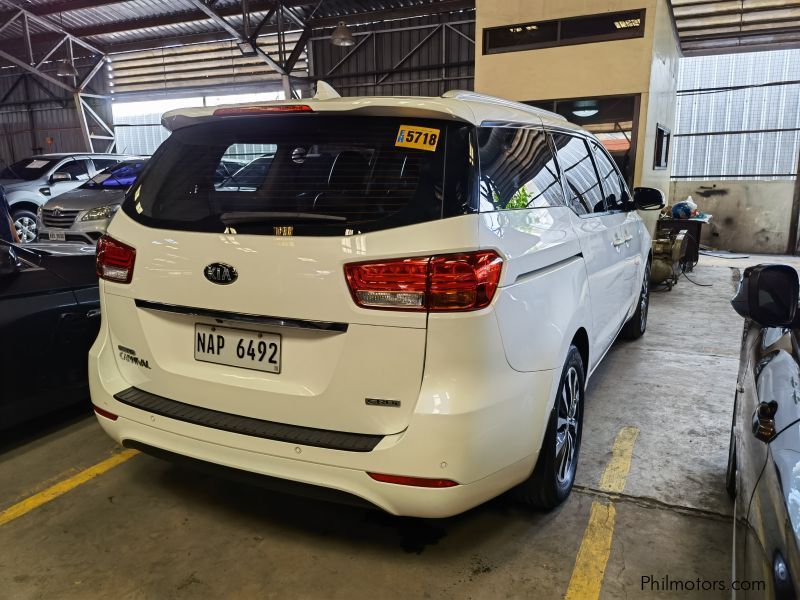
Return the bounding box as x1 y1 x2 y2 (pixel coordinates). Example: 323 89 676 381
219 212 347 224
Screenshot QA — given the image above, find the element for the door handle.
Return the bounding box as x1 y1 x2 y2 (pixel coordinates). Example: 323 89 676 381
612 238 625 247
624 234 633 242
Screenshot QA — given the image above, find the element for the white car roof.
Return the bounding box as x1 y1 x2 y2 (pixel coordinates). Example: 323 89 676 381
161 89 585 134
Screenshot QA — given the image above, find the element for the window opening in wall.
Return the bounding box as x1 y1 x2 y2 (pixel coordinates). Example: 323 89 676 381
654 124 671 170
483 9 645 55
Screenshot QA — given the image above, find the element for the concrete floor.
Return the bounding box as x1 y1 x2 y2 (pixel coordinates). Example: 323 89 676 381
2 254 793 599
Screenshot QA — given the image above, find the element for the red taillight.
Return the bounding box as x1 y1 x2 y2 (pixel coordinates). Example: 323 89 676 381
344 250 503 312
93 405 118 421
96 235 136 284
213 104 313 116
344 257 429 311
367 472 459 488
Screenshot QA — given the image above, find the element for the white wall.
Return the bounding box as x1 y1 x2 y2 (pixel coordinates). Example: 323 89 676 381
670 180 795 254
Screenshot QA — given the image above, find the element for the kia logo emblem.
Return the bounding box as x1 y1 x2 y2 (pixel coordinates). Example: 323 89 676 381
204 262 237 285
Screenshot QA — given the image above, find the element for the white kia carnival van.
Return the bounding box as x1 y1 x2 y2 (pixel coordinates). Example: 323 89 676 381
89 89 663 518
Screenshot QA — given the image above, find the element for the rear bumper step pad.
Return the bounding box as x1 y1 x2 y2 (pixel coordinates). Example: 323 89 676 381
113 387 383 452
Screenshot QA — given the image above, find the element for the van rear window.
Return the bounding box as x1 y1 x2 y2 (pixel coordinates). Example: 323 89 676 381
123 115 475 236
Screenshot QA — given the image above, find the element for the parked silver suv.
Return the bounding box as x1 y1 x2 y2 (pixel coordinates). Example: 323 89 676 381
0 153 134 242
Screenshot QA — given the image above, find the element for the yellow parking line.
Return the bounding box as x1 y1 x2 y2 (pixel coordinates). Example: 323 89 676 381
0 449 138 527
564 426 640 600
598 426 640 494
564 502 617 600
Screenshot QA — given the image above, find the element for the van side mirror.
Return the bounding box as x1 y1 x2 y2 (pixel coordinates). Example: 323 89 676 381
50 171 72 183
752 401 778 443
0 245 20 277
731 264 799 327
632 187 666 210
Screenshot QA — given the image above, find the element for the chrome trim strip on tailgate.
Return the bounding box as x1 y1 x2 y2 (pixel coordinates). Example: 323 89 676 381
114 387 384 452
134 299 348 332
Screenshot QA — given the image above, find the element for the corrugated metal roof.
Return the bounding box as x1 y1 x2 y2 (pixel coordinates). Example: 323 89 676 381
0 0 473 54
670 0 800 55
2 1 797 59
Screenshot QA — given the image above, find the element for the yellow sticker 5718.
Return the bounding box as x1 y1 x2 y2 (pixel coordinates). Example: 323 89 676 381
395 125 440 152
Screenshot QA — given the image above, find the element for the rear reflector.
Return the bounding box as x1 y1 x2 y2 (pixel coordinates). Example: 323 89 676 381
368 472 459 488
213 104 313 116
96 235 136 284
344 250 503 312
93 405 118 421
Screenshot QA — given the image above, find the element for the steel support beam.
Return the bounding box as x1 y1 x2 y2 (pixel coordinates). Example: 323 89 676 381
0 46 75 93
184 0 320 96
789 147 800 255
0 0 103 55
310 0 474 28
75 93 115 153
377 25 443 85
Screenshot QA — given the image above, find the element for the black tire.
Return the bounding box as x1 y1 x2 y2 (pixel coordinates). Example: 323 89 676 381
514 345 585 509
726 392 738 500
11 208 38 244
621 260 651 341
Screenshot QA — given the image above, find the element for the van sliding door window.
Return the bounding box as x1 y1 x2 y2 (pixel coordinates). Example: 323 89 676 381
477 127 565 211
551 134 606 216
590 142 629 211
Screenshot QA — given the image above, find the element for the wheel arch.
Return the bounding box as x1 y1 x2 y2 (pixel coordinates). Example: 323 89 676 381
7 197 42 214
571 327 590 374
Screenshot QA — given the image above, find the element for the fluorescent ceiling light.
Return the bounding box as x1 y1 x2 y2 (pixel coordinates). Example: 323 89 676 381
614 18 641 29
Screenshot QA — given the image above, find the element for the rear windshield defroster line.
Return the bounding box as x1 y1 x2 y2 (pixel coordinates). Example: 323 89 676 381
123 115 477 237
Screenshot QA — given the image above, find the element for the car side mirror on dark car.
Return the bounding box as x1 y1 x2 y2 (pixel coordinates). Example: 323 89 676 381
0 245 20 277
50 171 72 183
632 187 666 211
731 264 799 327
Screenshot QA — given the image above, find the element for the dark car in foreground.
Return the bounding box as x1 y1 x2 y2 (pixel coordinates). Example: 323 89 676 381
0 241 100 428
728 264 800 598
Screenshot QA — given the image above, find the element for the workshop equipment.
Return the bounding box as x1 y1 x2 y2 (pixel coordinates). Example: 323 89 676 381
656 218 704 271
650 228 689 290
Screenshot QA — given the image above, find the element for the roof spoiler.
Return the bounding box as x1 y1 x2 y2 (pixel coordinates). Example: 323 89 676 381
314 80 341 100
442 90 567 122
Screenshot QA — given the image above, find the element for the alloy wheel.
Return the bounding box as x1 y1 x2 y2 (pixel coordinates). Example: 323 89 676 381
14 216 37 243
639 263 650 332
555 366 581 485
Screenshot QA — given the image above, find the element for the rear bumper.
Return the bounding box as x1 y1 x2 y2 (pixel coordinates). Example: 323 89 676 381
95 411 536 517
89 314 559 518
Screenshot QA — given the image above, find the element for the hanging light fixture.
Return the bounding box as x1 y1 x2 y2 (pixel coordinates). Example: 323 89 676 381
330 21 354 47
571 99 600 118
57 59 78 77
56 12 78 77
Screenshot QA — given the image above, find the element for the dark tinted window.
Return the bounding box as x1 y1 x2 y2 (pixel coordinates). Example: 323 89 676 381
0 158 58 181
124 116 473 236
478 127 563 211
483 21 558 54
92 158 120 171
551 135 605 215
561 11 644 41
591 142 628 211
484 9 645 55
59 160 90 180
83 160 148 190
654 124 671 170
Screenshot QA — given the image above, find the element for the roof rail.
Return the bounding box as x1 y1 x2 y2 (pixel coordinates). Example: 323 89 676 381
441 90 567 122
